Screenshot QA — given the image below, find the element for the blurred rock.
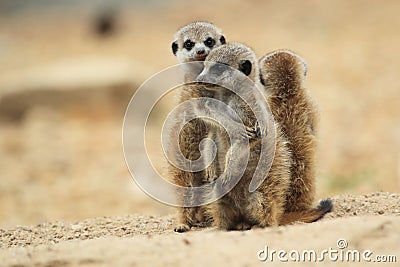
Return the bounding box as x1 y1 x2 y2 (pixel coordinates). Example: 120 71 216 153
93 9 118 37
0 58 153 122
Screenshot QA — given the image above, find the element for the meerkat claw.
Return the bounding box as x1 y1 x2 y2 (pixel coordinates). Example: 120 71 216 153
174 224 191 233
246 125 261 140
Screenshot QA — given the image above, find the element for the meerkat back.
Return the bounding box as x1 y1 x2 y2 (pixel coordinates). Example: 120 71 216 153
259 50 319 212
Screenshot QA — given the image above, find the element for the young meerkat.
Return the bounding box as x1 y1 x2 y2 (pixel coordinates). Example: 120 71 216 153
169 22 227 232
195 43 291 230
259 50 322 212
195 43 265 194
198 44 332 230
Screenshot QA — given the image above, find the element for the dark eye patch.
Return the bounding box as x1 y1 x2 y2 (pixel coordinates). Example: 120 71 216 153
219 35 226 44
239 60 252 76
209 62 229 76
204 37 215 48
184 39 195 50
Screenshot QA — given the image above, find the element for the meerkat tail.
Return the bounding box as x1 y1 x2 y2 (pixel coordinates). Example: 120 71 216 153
279 199 333 225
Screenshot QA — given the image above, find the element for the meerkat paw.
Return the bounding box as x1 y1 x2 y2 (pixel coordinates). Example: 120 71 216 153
174 223 191 233
204 169 218 183
258 218 279 228
230 222 252 231
246 124 262 140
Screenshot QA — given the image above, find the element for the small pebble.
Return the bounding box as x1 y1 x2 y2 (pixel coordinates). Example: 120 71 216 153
71 224 82 230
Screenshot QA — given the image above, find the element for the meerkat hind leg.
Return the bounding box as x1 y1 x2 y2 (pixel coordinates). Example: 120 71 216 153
247 191 282 228
209 197 242 230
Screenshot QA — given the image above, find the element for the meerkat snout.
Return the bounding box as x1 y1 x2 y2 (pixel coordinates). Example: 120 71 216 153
194 45 207 60
196 62 231 87
196 48 206 55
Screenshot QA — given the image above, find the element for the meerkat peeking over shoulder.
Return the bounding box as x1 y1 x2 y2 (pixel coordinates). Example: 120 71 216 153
172 21 226 63
169 22 227 233
172 21 227 84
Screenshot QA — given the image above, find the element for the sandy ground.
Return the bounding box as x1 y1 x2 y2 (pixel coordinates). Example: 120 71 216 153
1 193 399 266
0 0 399 228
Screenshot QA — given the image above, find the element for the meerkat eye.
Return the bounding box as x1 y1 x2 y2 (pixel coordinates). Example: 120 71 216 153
239 60 252 76
183 40 194 50
204 37 215 48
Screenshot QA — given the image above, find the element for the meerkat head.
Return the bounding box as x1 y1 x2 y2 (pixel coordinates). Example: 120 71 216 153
196 43 259 89
172 21 226 63
259 50 307 95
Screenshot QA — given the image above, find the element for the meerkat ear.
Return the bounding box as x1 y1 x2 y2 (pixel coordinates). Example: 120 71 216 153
239 60 252 76
219 35 226 44
172 41 178 55
299 57 308 77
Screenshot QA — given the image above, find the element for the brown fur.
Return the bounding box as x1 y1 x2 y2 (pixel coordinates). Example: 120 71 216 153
169 85 213 233
279 199 332 225
206 125 292 230
197 44 293 230
259 50 319 212
170 27 330 231
170 22 226 232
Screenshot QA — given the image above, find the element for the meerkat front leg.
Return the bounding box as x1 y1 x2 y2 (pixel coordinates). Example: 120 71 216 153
201 99 262 141
246 122 262 140
175 207 197 232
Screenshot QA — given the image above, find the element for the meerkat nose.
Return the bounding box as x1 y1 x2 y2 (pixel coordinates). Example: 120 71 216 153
196 49 206 55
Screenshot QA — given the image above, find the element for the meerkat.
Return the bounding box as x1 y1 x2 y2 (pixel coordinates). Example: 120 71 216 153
194 43 291 230
259 50 321 213
195 43 264 193
198 44 332 230
169 22 227 232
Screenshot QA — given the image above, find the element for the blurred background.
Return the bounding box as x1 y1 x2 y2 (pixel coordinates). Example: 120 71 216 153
0 0 399 229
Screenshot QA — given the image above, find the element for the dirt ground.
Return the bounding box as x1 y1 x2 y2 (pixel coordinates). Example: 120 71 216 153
0 0 399 228
0 193 399 266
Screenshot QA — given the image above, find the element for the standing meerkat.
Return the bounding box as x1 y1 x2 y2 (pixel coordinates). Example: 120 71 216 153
259 50 321 212
169 22 227 232
194 43 290 230
198 44 332 230
195 43 265 190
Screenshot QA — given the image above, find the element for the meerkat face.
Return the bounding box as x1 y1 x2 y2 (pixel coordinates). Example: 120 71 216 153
172 22 226 63
196 43 258 89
